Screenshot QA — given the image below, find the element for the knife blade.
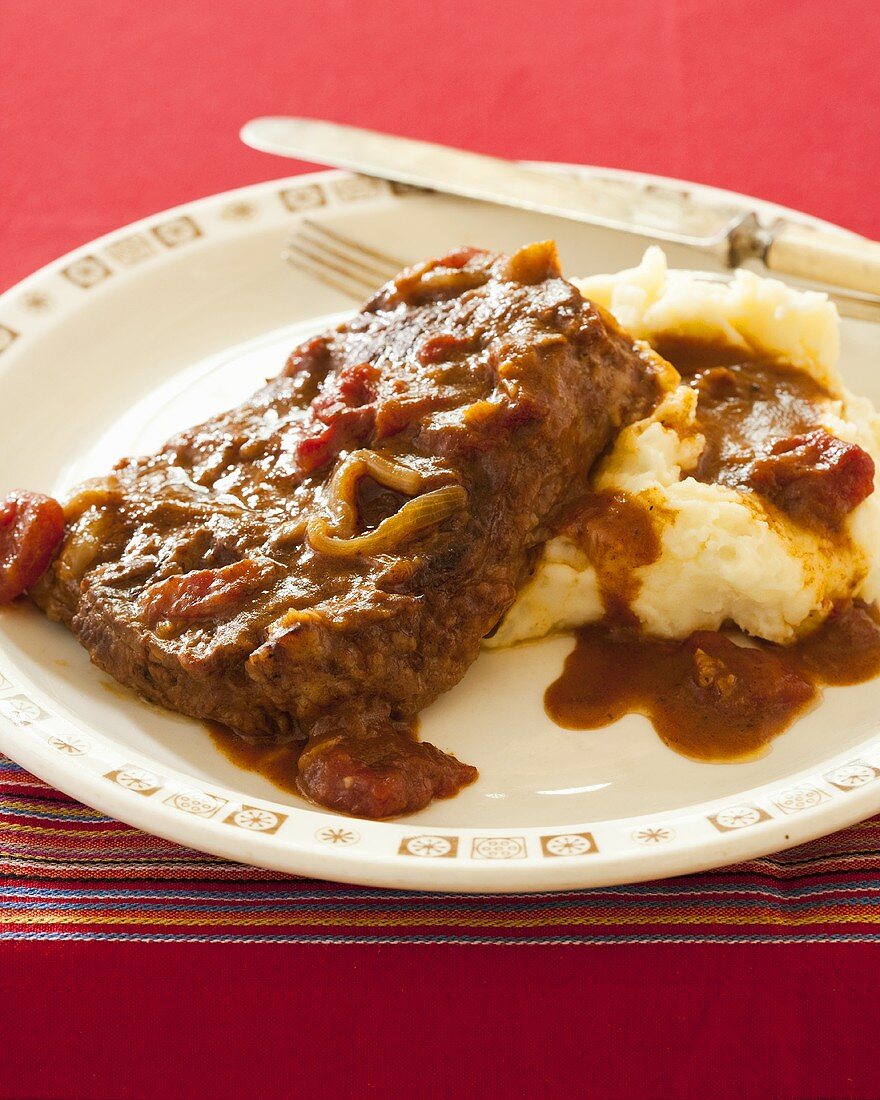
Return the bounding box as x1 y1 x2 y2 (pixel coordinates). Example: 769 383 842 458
241 116 880 306
242 116 743 256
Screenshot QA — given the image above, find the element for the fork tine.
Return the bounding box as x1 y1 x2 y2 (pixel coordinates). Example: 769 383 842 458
297 225 401 284
283 243 377 301
283 219 414 302
288 238 384 292
303 219 409 272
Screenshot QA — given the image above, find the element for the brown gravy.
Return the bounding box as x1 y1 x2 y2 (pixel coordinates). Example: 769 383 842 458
206 714 445 816
652 336 831 491
206 720 305 796
560 491 665 623
355 475 410 532
545 602 880 762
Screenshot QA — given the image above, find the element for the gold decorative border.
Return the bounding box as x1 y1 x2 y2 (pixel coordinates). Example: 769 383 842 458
773 785 831 814
316 826 360 846
0 324 19 355
707 804 772 832
540 832 597 857
399 835 458 858
22 292 51 312
330 176 385 202
223 804 287 835
61 255 113 289
221 201 259 221
279 183 326 213
472 836 527 859
48 734 91 756
164 788 228 818
631 825 675 845
0 695 48 727
105 234 155 266
824 761 880 791
104 765 164 797
151 215 202 249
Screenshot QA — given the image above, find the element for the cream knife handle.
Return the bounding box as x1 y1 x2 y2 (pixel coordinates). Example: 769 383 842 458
764 223 880 297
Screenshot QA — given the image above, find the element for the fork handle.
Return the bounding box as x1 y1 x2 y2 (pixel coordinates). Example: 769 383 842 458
765 223 880 298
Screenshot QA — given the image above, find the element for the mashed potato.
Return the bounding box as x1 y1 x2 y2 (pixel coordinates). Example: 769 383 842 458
488 248 880 648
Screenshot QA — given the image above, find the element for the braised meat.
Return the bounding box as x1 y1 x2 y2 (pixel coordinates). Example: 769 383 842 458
24 241 656 817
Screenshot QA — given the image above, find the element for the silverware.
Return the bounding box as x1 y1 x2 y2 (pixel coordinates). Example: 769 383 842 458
283 217 880 323
244 116 880 307
283 220 406 299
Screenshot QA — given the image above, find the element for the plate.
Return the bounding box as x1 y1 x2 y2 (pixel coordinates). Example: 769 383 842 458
2 166 880 892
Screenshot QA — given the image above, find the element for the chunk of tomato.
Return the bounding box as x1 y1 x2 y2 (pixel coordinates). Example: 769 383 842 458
0 491 65 603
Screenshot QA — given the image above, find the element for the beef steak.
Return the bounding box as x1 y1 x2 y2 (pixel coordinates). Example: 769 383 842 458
28 241 656 817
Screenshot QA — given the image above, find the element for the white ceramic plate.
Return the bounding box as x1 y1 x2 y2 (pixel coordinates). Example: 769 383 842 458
2 166 880 892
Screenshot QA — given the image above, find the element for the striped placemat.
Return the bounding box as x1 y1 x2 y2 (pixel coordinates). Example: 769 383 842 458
3 752 880 943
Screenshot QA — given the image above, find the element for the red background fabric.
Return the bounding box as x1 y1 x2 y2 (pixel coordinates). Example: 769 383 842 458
3 2 880 1097
3 0 880 295
2 943 880 1100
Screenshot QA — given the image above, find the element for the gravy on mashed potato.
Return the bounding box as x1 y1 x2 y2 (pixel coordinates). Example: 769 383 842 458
489 248 880 761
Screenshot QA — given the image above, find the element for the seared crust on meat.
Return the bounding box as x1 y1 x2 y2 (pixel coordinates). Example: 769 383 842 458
31 241 656 815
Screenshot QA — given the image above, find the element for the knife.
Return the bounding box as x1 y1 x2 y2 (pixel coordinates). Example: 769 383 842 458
241 116 880 304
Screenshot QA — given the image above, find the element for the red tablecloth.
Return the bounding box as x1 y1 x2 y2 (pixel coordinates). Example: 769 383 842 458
3 2 880 1097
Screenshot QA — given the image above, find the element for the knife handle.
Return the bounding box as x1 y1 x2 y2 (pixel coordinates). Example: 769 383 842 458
764 223 880 298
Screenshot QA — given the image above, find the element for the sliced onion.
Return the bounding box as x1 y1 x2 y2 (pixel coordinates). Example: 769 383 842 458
327 449 430 535
354 451 425 494
307 484 467 558
63 477 120 522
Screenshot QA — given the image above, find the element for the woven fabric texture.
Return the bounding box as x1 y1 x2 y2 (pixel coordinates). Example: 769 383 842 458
4 754 880 943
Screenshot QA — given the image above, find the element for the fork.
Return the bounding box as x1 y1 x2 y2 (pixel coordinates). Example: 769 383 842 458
283 219 405 300
283 221 880 321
